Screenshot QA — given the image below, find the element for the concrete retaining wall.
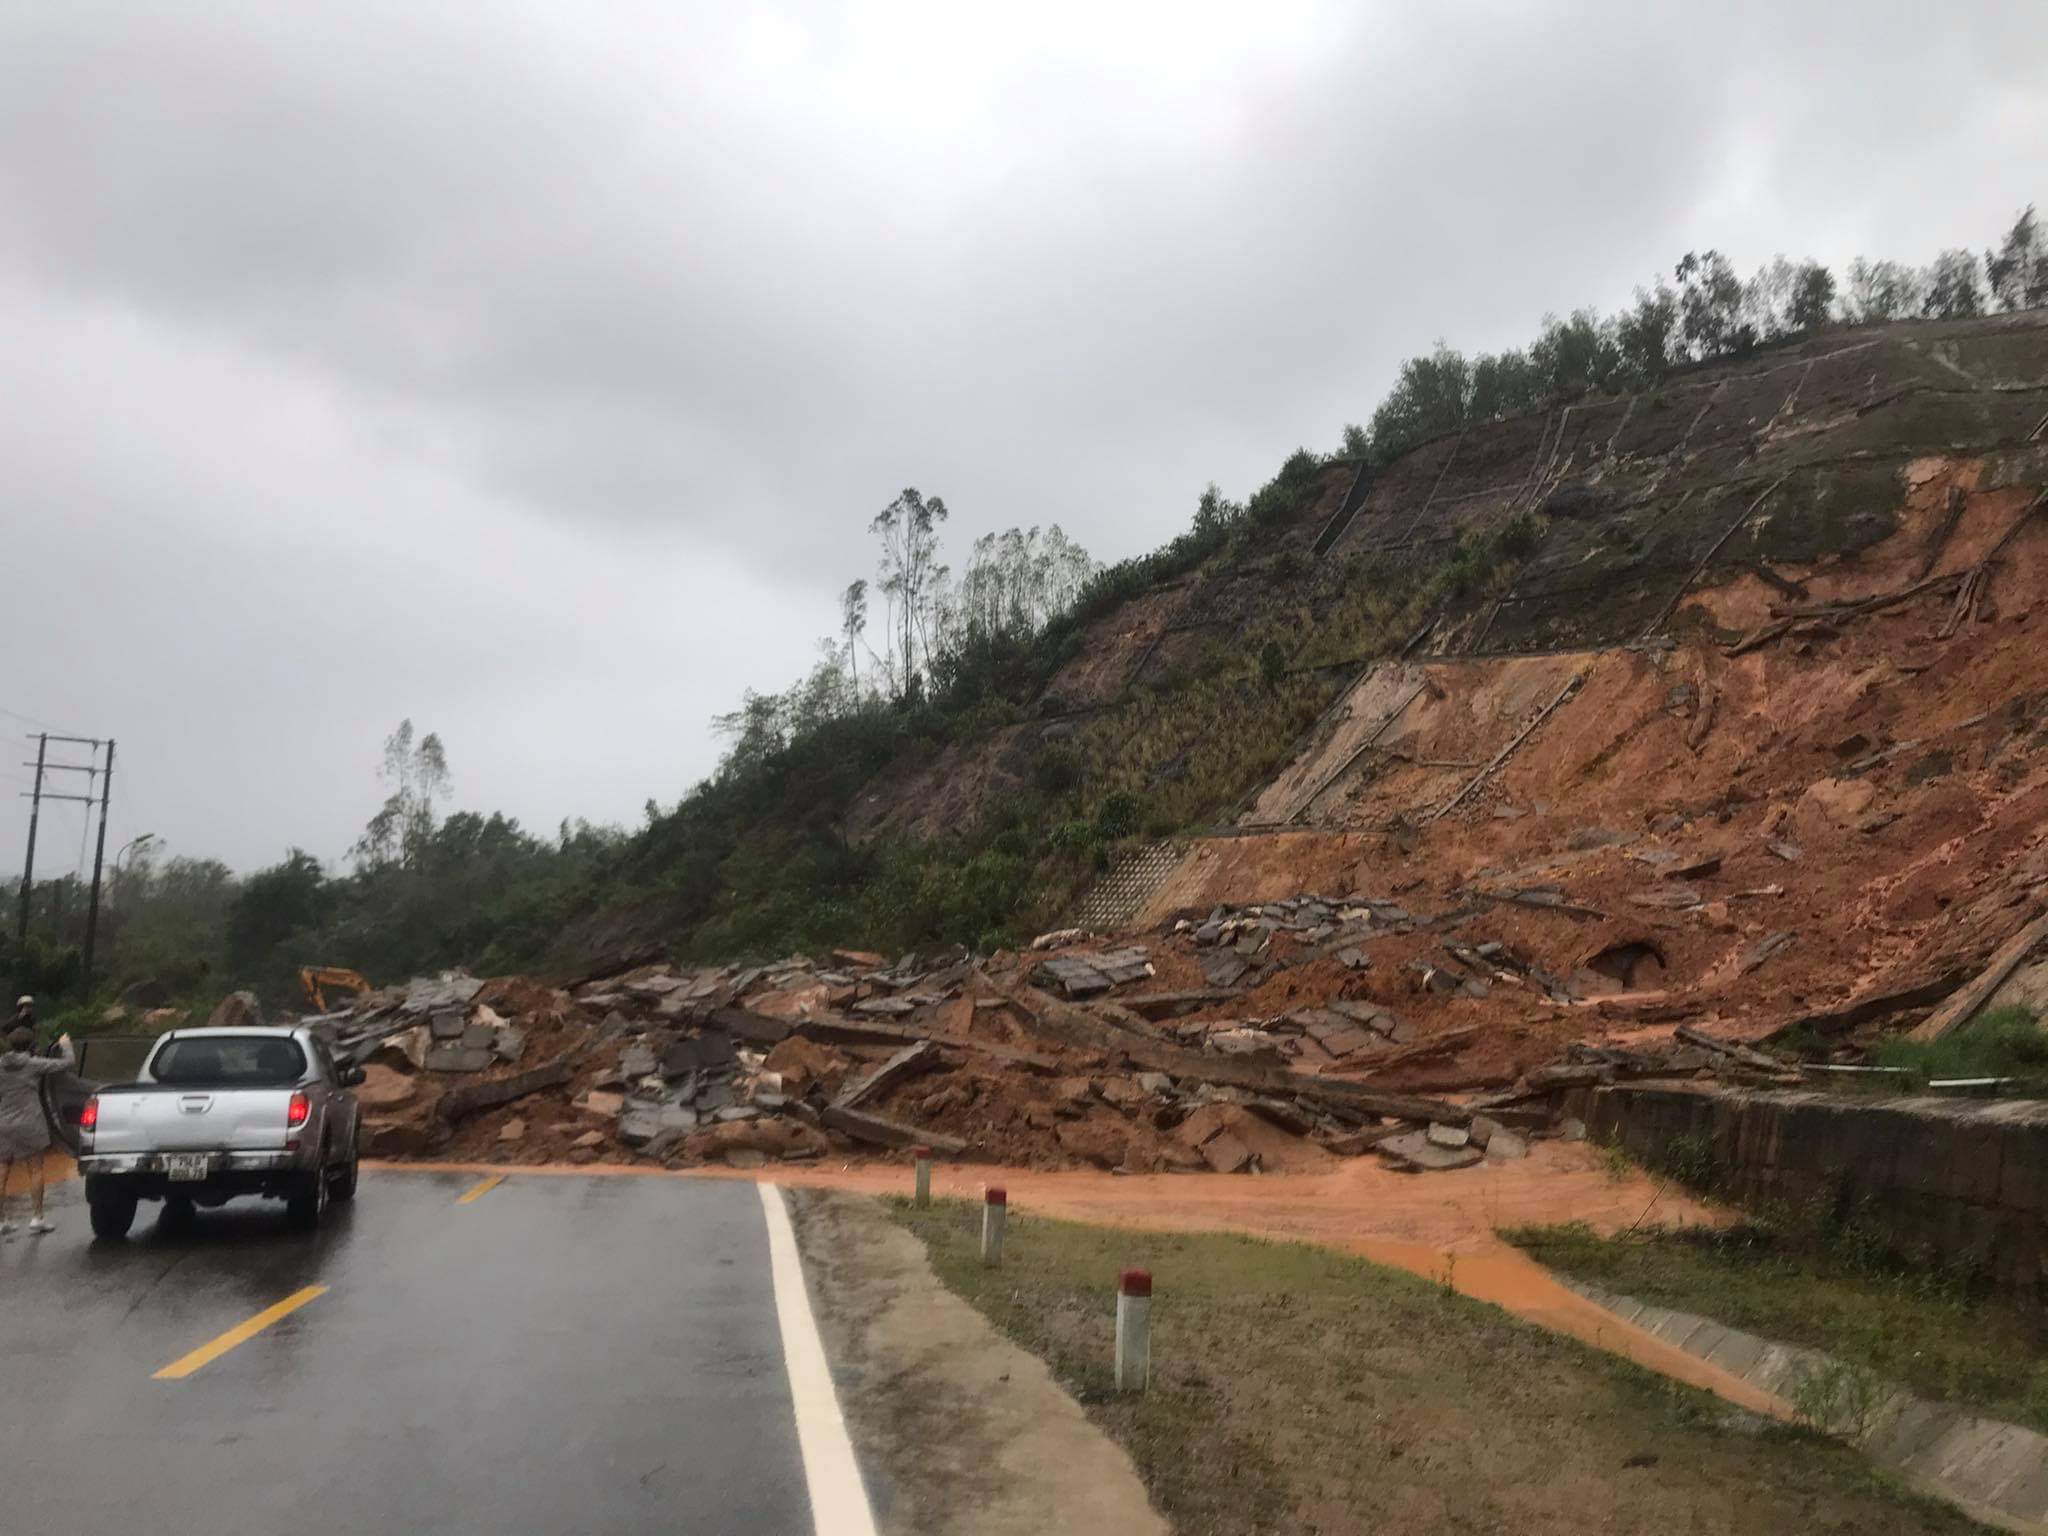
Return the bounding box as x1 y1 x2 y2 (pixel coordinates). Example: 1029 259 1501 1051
1585 1084 2048 1304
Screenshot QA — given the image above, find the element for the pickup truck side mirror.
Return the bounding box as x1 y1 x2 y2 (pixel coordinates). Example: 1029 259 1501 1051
338 1066 367 1087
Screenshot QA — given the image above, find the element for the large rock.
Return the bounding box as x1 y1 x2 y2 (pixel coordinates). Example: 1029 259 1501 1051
677 1117 826 1164
354 1063 418 1110
1199 1131 1254 1174
119 978 171 1009
206 991 264 1030
363 1119 436 1157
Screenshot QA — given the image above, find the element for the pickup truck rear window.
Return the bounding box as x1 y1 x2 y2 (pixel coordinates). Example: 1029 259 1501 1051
150 1036 308 1087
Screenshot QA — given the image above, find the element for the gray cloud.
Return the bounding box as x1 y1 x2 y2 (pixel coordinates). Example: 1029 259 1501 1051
3 0 2043 870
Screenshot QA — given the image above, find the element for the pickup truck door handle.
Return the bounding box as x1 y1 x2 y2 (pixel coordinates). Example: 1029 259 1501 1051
177 1095 213 1114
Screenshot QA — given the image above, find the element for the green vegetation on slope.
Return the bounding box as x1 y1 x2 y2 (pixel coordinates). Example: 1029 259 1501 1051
890 1198 1984 1535
1869 1006 2048 1086
1510 1220 2048 1435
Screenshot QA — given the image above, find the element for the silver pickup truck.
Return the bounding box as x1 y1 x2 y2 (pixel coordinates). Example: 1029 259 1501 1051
75 1025 364 1239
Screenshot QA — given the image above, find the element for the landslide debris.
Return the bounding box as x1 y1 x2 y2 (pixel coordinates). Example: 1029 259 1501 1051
302 890 1784 1176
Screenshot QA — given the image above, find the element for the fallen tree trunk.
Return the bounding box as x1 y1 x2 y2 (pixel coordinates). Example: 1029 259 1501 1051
794 1015 1058 1071
1673 1024 1788 1075
435 1061 573 1125
1759 972 1966 1045
1907 910 2048 1042
819 1104 968 1155
1120 988 1244 1019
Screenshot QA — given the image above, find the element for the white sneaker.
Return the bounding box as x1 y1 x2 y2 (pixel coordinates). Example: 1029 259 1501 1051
27 1218 54 1235
0 1221 18 1235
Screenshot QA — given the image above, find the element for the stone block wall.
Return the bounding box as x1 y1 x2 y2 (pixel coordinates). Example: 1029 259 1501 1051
1586 1085 2048 1304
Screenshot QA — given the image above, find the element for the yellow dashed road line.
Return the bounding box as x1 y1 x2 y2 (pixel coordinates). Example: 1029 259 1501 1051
154 1285 329 1380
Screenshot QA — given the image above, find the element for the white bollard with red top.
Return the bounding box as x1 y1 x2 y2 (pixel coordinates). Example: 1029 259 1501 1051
912 1146 933 1207
1115 1268 1152 1392
981 1186 1007 1266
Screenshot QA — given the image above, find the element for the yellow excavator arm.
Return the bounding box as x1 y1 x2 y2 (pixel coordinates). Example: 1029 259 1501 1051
299 966 373 1014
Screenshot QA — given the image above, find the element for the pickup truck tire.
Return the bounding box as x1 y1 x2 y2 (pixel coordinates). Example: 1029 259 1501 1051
330 1127 361 1204
88 1186 138 1241
286 1167 329 1231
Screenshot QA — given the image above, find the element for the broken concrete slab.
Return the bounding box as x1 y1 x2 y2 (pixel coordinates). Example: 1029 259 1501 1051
1483 1127 1529 1160
1376 1129 1484 1172
708 1006 795 1045
617 1108 664 1147
836 1040 943 1111
1200 952 1250 988
425 1044 495 1073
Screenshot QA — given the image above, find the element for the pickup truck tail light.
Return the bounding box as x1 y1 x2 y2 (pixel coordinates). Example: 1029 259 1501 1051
287 1091 310 1129
79 1096 99 1132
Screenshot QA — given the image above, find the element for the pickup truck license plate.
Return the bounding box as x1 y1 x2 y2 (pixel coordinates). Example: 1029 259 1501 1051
164 1154 211 1182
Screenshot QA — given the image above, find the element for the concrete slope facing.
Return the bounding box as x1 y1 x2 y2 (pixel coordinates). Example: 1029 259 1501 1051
1562 1276 2048 1534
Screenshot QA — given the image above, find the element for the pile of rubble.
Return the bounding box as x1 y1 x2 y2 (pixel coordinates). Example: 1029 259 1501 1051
277 862 1816 1175
274 928 1634 1176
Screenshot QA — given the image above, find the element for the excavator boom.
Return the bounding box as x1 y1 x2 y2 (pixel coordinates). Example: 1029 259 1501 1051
300 966 373 1013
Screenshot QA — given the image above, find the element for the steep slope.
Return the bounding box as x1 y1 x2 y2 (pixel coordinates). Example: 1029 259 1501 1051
851 312 2048 867
1085 313 2048 1078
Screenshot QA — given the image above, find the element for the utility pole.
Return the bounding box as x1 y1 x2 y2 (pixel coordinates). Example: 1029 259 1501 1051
81 738 114 998
15 733 113 999
16 733 45 952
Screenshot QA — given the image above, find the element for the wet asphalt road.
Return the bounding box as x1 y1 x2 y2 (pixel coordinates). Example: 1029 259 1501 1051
0 1171 811 1535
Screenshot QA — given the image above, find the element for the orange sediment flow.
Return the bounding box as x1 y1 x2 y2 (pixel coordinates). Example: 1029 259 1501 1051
369 1145 1786 1417
1349 1237 1788 1418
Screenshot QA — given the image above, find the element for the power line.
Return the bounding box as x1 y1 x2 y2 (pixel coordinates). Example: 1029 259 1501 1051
0 704 66 733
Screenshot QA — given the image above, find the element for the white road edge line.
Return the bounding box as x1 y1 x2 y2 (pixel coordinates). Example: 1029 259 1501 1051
758 1182 881 1536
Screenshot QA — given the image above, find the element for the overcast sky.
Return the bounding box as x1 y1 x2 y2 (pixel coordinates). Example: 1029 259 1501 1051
3 1 2043 876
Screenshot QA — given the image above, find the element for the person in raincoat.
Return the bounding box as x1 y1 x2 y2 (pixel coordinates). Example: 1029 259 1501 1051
0 1022 74 1234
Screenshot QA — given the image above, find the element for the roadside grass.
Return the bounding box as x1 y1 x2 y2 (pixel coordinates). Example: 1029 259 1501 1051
1507 1220 2048 1435
1868 1006 2048 1087
888 1198 1987 1535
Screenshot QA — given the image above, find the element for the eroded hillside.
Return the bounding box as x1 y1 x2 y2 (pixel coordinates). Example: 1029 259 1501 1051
850 314 2048 859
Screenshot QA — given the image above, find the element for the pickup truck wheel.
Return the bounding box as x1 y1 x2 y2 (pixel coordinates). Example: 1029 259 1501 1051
330 1128 361 1204
286 1169 328 1231
89 1189 138 1241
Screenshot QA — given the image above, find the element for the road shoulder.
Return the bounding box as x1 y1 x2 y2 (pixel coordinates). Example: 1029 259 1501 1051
788 1188 1168 1536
